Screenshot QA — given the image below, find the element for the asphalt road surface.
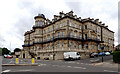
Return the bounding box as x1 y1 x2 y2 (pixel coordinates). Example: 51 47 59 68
2 55 119 73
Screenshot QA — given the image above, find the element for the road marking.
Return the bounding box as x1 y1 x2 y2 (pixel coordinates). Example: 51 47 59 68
38 64 46 66
52 65 59 67
2 70 11 73
18 69 33 72
67 66 72 68
67 62 75 63
73 67 86 69
104 70 118 72
80 63 84 64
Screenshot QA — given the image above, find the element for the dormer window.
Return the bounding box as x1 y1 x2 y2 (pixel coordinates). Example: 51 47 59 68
85 25 87 29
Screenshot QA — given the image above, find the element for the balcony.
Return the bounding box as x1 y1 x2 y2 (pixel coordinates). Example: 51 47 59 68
37 48 88 53
54 35 82 41
84 37 103 43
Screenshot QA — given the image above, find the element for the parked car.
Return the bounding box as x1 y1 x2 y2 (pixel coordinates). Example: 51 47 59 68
105 52 111 56
7 55 13 58
4 54 8 58
98 52 105 56
64 52 81 61
90 53 98 58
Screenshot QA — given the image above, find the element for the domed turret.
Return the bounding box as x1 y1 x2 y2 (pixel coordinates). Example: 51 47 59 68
34 13 46 20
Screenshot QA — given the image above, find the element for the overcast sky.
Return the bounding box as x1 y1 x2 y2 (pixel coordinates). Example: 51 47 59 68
0 0 119 52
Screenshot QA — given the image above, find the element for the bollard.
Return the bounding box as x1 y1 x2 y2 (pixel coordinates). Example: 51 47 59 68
16 58 19 64
32 58 35 64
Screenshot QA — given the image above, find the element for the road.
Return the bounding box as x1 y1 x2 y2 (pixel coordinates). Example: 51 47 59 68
2 55 119 73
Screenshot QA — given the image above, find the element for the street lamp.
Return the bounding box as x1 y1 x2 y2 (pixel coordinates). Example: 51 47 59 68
101 44 104 62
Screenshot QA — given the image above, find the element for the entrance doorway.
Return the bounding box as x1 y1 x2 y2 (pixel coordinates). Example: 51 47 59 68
23 53 25 58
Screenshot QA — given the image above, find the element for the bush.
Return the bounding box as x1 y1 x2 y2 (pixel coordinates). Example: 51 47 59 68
113 51 120 64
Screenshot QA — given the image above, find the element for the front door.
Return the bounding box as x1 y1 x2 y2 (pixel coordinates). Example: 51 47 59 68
23 53 25 58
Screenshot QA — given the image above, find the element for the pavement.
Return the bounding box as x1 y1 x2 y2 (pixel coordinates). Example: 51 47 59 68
91 59 119 69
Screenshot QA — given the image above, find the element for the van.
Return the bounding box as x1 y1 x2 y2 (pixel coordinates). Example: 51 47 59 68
64 52 81 61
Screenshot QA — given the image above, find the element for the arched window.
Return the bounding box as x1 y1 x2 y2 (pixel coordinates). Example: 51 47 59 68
74 33 77 38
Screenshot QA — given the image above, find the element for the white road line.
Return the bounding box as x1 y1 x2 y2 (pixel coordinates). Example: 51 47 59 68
2 70 11 73
67 66 72 68
73 67 86 69
52 65 59 67
38 64 46 66
80 63 84 64
104 70 118 72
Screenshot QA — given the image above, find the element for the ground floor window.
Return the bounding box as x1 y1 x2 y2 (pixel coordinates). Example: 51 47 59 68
74 43 77 48
85 44 88 49
69 42 72 48
79 44 81 49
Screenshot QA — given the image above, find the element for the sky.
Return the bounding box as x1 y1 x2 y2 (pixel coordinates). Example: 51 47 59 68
0 0 119 52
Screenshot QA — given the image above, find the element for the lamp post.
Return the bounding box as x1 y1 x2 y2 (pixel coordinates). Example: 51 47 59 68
101 44 104 62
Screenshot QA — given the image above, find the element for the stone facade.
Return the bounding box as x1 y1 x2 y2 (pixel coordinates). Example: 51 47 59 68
20 11 114 60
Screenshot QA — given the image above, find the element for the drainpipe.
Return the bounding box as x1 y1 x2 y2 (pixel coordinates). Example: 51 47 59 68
53 24 55 60
82 23 84 49
67 20 69 48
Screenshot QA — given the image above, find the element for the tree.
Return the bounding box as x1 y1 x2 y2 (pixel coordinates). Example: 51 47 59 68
2 48 11 55
14 48 21 53
0 48 2 56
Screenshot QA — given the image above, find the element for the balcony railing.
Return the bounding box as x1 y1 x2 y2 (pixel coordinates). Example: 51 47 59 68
84 37 101 42
37 48 86 53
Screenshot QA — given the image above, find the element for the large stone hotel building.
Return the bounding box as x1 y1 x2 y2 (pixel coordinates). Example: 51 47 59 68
19 11 114 60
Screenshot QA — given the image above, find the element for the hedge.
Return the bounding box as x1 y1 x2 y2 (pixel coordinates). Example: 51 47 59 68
113 51 120 64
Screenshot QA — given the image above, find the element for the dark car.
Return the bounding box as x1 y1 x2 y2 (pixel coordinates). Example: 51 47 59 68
98 52 105 56
90 53 98 58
